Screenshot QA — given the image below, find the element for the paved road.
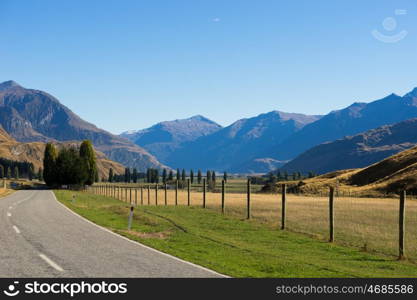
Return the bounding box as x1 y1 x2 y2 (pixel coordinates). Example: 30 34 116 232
0 190 224 278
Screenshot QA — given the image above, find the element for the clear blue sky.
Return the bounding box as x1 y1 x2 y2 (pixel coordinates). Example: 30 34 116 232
1 0 417 133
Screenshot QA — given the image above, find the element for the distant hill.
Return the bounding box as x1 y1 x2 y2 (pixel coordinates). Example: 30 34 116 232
0 126 124 179
120 115 222 163
0 81 166 171
280 118 417 174
164 111 321 172
290 145 417 195
267 89 417 162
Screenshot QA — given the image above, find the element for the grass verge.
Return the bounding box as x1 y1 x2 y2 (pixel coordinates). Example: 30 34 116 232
55 190 417 278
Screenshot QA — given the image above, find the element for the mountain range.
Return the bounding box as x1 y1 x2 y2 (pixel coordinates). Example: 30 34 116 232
0 81 166 172
265 90 417 163
122 87 417 173
3 80 417 175
280 118 417 174
120 115 222 163
123 111 321 172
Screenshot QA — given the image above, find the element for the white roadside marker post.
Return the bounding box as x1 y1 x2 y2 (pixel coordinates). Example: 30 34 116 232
128 206 134 230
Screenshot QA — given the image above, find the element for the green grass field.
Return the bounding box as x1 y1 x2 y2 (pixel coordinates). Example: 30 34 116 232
55 190 417 278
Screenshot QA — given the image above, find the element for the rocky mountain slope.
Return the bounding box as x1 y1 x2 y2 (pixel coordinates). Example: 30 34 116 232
0 81 165 170
0 126 124 179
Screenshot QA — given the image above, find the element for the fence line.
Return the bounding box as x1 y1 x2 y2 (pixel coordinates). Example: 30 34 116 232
84 181 414 261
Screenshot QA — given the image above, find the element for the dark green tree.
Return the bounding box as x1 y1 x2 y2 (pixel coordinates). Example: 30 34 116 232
43 143 58 186
28 165 34 181
168 170 174 181
56 147 88 185
162 169 167 183
176 168 180 181
223 171 227 183
79 140 97 185
13 166 19 179
197 169 202 184
155 169 159 183
211 171 216 183
181 169 186 181
38 168 43 181
132 168 138 183
190 170 194 184
125 168 131 183
206 170 211 183
6 167 11 179
0 165 4 179
108 168 114 182
146 168 151 183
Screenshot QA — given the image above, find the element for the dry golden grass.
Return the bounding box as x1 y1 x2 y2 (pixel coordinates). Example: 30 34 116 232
0 187 13 198
290 146 417 196
108 186 417 261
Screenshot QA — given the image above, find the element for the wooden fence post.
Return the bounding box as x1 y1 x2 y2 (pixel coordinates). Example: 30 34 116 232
135 188 138 206
155 184 158 206
247 179 251 219
203 178 206 208
329 187 335 243
125 188 128 203
130 188 132 204
147 185 150 205
399 190 406 260
175 180 178 206
141 187 143 205
221 179 225 214
281 184 286 230
164 183 167 206
187 179 191 206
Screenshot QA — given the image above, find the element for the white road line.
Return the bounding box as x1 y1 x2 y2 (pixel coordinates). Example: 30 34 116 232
12 225 20 234
39 254 64 272
7 212 11 217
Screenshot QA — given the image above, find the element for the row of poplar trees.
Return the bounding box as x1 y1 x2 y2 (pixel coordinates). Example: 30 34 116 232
43 141 97 187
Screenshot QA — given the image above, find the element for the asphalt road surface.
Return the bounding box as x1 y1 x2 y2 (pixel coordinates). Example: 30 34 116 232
0 190 224 278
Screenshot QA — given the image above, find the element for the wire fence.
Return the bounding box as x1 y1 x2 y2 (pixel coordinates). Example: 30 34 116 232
84 181 417 262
